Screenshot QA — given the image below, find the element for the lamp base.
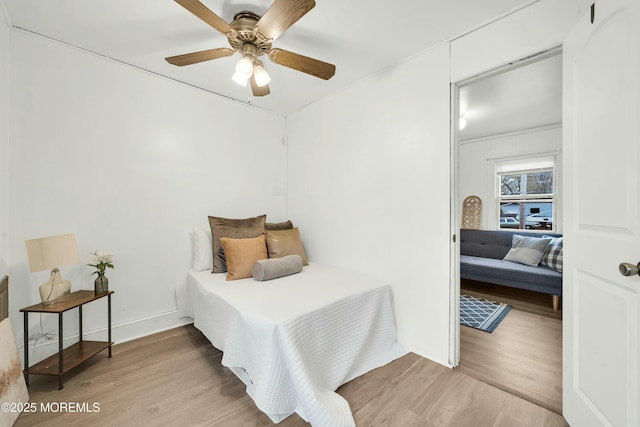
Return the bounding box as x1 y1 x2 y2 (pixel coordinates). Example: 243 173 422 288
39 268 71 304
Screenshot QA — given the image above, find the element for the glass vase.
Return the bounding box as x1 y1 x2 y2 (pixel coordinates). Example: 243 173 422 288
94 273 109 294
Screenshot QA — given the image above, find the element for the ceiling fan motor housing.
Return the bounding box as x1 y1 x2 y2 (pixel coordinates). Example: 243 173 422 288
227 11 272 57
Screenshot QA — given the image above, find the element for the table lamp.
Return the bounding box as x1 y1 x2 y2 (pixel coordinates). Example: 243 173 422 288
25 233 80 304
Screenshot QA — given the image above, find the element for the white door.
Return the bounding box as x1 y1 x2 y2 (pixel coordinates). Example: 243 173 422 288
563 0 639 426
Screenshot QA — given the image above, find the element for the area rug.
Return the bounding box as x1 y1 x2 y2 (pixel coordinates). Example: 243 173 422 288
460 295 512 333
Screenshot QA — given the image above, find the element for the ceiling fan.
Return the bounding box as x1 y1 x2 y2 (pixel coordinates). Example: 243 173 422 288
165 0 336 97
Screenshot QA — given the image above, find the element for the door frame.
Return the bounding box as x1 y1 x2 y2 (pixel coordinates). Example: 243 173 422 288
448 46 563 367
449 82 461 366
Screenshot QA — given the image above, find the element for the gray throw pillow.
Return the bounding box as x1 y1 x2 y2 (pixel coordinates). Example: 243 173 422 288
503 235 552 267
252 255 303 281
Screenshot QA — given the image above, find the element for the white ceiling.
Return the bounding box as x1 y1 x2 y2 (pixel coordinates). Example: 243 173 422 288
1 0 534 115
458 51 563 140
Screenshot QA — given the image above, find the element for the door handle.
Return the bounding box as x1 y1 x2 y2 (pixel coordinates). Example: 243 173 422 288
619 262 640 276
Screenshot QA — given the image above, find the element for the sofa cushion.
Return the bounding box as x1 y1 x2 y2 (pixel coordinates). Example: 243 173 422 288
460 255 562 295
460 229 515 259
460 229 562 260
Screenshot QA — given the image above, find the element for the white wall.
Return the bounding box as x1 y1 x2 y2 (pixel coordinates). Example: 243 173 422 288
0 7 9 278
459 125 562 230
287 0 580 365
8 30 287 360
450 0 582 82
287 44 452 365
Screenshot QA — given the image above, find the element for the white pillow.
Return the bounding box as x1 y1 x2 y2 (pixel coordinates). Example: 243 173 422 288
192 227 213 271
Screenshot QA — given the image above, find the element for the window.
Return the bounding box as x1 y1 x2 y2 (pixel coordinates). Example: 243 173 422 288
496 158 555 231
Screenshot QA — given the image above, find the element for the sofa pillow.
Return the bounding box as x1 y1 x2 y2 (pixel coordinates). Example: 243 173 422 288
191 227 213 271
265 228 308 265
540 236 563 272
219 235 268 281
503 235 552 267
209 215 266 273
265 220 294 230
252 255 303 281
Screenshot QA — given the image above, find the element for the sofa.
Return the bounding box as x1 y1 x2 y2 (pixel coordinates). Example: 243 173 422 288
459 228 562 310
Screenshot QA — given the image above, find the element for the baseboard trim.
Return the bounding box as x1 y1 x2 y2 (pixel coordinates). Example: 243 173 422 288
20 310 193 365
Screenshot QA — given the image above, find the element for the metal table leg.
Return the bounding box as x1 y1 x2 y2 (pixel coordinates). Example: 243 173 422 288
23 312 29 386
58 313 63 390
108 294 112 357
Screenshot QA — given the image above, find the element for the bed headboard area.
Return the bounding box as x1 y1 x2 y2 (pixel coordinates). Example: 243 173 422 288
0 276 8 321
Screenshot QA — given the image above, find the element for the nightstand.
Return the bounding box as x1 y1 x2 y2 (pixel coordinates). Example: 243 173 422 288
20 290 113 390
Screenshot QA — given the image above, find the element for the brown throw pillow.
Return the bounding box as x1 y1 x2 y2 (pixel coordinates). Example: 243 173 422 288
265 220 294 230
220 235 268 281
265 227 308 265
209 215 266 273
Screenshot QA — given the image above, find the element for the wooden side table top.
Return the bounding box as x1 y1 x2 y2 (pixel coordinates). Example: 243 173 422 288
20 290 114 314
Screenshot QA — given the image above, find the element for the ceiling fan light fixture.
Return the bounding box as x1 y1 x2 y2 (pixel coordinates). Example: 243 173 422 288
253 61 271 87
235 55 254 77
232 70 250 87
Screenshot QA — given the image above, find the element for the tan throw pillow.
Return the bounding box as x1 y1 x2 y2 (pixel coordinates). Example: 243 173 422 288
209 215 266 273
220 235 268 281
265 228 308 265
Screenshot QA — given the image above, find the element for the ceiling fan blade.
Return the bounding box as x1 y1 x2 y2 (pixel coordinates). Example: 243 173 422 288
250 75 271 97
255 0 316 41
165 48 235 66
175 0 232 35
269 48 335 80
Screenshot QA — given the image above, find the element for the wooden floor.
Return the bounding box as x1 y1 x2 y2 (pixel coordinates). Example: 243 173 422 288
16 324 567 427
458 280 563 415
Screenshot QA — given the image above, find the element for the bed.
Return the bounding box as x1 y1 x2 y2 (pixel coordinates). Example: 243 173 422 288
176 263 406 427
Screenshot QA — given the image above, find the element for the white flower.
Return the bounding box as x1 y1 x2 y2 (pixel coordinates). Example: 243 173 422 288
87 250 115 275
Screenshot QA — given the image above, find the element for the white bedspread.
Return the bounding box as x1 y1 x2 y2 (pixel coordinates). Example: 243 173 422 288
178 263 406 426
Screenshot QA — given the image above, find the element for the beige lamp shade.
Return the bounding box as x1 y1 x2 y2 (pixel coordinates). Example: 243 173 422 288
25 233 80 272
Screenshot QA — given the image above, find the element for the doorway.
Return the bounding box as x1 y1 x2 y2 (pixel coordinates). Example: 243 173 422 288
452 49 564 414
